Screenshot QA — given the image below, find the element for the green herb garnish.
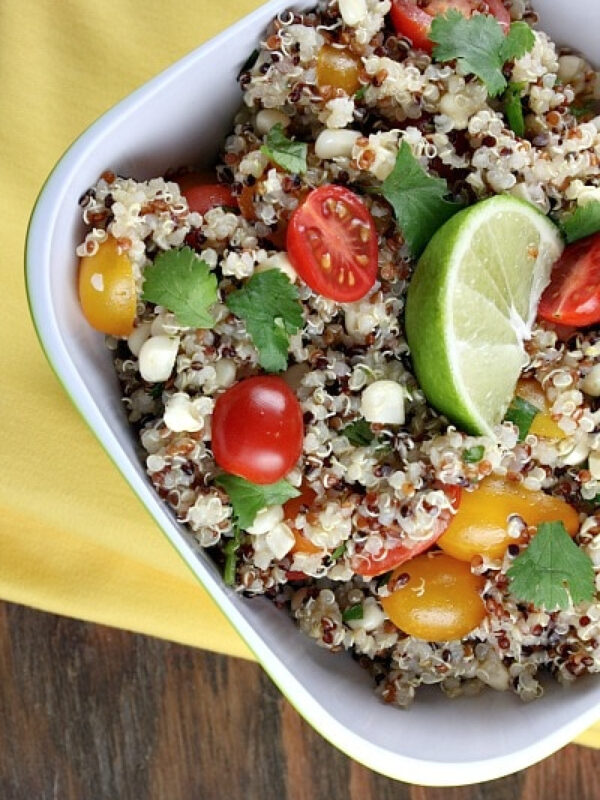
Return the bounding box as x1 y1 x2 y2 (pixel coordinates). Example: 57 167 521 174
225 270 303 372
223 526 242 586
504 395 539 441
142 247 217 328
261 123 308 174
215 474 300 530
507 521 595 610
379 140 462 256
430 13 535 97
354 85 367 101
237 48 260 79
331 543 347 560
503 82 526 137
342 418 376 447
150 382 165 400
463 445 485 464
560 201 600 244
342 604 364 623
570 99 598 120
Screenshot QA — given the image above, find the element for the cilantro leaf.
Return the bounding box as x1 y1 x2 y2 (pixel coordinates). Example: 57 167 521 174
223 526 242 586
560 201 600 244
261 124 307 174
142 246 217 328
379 140 462 256
503 82 526 137
342 418 376 447
499 21 536 64
570 99 598 120
342 604 364 623
430 13 535 97
354 85 367 101
507 521 595 610
215 474 300 530
331 543 347 560
463 445 485 464
504 395 539 441
226 269 303 372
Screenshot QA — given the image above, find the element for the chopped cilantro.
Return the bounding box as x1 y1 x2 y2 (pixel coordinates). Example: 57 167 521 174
507 521 595 610
331 543 347 560
225 270 303 372
223 526 242 586
150 382 165 400
463 445 485 464
560 201 600 244
570 99 598 120
430 12 535 97
261 123 307 174
503 82 526 137
215 474 300 530
142 246 217 328
342 604 364 623
342 418 376 447
237 48 259 79
378 140 462 256
354 85 367 101
504 395 539 441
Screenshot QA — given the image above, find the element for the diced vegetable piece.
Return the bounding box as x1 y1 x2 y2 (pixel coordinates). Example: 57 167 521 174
78 237 136 336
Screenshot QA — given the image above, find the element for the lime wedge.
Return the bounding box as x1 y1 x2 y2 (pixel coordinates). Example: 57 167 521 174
405 196 563 437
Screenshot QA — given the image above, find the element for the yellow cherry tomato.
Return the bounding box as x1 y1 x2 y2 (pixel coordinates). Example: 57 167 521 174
381 552 486 641
78 238 136 336
514 378 565 440
316 44 361 95
438 476 579 562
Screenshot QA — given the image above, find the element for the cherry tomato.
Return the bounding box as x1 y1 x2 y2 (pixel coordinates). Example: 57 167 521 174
514 378 565 440
381 551 486 640
287 185 378 302
538 233 600 327
178 172 238 215
390 0 510 53
316 44 362 95
438 476 580 562
352 484 462 577
78 237 136 337
284 483 321 554
212 376 303 485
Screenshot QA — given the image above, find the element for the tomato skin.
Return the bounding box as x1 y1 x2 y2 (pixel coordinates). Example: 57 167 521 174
212 376 303 485
78 237 136 337
178 172 238 215
287 185 378 302
316 44 361 94
283 483 322 554
352 484 462 577
390 0 510 53
538 233 600 327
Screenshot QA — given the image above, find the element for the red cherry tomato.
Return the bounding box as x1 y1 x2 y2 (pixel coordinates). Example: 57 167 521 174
538 233 600 327
286 184 378 302
390 0 510 53
178 172 238 215
212 376 303 485
352 484 462 577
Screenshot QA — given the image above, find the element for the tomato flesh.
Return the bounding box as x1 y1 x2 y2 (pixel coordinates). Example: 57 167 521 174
78 237 136 337
390 0 510 53
287 185 378 302
352 484 461 577
538 233 600 327
438 476 579 562
381 552 486 640
178 172 238 215
212 376 303 485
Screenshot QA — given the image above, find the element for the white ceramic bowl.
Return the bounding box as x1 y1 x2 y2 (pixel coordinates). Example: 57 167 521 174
26 0 600 786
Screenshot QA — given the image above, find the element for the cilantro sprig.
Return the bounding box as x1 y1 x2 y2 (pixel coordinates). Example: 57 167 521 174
430 13 535 97
142 246 218 328
215 473 300 530
378 140 462 256
261 124 308 174
507 521 595 611
560 201 600 244
226 269 303 372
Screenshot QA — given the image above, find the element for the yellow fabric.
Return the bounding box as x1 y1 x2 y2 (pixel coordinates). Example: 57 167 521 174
1 0 598 745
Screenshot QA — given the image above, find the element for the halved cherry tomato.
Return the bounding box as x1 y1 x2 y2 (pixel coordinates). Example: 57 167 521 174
212 376 303 485
316 44 361 95
538 233 600 327
287 185 378 302
438 475 579 562
178 172 238 215
352 484 462 577
284 483 320 554
78 237 136 336
390 0 510 53
381 551 486 640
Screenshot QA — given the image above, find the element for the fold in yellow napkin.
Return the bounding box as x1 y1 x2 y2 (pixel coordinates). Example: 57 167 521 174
1 0 599 745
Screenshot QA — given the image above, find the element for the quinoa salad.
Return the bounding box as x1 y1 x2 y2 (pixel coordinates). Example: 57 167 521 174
75 0 600 707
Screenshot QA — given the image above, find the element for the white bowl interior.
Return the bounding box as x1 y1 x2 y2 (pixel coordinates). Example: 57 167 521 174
26 0 600 785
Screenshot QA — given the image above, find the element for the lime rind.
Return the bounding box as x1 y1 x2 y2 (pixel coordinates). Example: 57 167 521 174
405 195 564 437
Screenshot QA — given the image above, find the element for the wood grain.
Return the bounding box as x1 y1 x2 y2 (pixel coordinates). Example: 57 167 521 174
1 601 599 800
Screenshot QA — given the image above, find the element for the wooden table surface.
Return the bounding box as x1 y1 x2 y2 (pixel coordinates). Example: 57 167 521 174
1 601 599 800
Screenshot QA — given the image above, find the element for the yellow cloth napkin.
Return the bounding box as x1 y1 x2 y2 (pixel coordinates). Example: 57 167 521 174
1 0 598 746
